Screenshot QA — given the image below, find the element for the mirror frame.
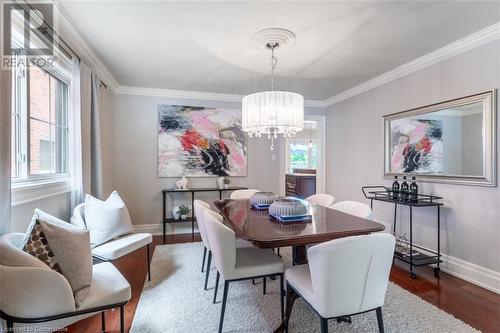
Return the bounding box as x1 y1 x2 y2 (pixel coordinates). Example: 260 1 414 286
383 90 496 187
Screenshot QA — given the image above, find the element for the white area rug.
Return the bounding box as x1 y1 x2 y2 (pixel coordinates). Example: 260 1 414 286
131 242 478 333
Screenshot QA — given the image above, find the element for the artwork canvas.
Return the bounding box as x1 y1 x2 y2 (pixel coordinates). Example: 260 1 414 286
158 104 247 177
390 118 443 174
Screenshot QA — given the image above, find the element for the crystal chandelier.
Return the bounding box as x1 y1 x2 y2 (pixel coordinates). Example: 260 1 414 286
242 29 304 150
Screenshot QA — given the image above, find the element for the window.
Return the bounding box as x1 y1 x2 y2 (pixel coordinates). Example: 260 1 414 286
288 142 317 173
11 61 69 183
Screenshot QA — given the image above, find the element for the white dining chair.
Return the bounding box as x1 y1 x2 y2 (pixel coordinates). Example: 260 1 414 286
194 200 253 292
330 200 373 219
0 233 131 333
230 189 260 200
204 210 285 333
305 193 335 207
284 233 395 333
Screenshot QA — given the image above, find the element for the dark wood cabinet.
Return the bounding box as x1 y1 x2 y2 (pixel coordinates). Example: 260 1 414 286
285 173 316 199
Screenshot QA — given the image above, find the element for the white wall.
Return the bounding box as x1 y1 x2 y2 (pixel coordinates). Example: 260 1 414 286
325 40 500 292
109 93 324 233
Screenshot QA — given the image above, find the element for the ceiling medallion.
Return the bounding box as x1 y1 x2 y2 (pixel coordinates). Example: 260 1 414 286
242 28 304 150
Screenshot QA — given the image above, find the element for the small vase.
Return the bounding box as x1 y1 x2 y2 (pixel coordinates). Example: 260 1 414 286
217 176 225 189
172 206 180 220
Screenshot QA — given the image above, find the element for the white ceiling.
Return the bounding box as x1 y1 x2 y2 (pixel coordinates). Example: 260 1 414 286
57 1 500 100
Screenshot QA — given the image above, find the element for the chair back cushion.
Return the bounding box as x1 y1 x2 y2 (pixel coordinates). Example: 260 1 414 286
307 234 395 318
84 191 134 247
193 200 211 249
330 201 373 219
203 209 236 279
70 203 87 229
305 193 335 207
230 189 260 200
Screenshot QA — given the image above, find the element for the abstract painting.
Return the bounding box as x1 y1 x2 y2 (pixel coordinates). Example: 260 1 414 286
390 118 443 174
158 105 247 177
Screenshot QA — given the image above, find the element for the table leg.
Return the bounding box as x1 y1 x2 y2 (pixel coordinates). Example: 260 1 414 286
292 245 308 265
191 192 195 238
219 190 222 200
435 205 441 278
162 192 166 244
393 203 397 235
409 206 416 279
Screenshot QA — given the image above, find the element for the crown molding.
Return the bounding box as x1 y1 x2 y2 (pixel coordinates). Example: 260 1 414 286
114 85 327 108
324 22 500 106
53 4 119 90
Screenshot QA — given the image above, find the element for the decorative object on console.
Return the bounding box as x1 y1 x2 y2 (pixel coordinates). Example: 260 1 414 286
384 90 496 186
242 28 304 150
158 104 247 177
171 206 181 220
176 176 189 190
269 198 311 223
179 205 191 221
217 176 225 189
249 192 278 209
223 177 230 189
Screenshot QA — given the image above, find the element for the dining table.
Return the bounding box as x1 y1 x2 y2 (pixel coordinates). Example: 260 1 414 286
215 198 385 265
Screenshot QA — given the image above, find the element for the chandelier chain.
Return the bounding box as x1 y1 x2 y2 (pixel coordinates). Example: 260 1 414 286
269 43 278 91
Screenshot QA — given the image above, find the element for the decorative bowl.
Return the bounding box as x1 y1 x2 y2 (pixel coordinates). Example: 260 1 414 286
249 192 278 207
269 198 308 217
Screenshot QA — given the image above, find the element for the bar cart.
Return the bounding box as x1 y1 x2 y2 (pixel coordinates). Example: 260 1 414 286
362 186 443 279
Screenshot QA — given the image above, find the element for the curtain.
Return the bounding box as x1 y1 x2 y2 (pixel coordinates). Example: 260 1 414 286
79 63 103 201
0 66 12 235
70 58 83 209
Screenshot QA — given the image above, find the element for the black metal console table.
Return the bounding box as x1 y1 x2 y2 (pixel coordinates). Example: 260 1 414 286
162 187 247 243
362 186 443 279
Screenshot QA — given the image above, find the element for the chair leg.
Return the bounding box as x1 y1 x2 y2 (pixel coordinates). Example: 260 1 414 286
147 244 151 281
218 281 230 333
6 320 13 331
101 311 106 332
204 251 212 290
277 248 281 257
202 246 207 273
376 307 385 333
279 274 284 320
120 305 125 333
263 277 266 294
213 270 220 303
252 278 256 284
320 317 328 333
284 283 299 333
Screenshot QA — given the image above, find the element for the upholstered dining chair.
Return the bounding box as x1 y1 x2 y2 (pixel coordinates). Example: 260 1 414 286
194 200 253 292
330 200 392 233
230 189 260 200
305 193 335 207
330 200 373 219
0 233 131 333
71 203 153 281
284 233 395 333
204 210 285 333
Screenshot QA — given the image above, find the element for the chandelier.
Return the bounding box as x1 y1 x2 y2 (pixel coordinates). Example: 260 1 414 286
242 28 304 150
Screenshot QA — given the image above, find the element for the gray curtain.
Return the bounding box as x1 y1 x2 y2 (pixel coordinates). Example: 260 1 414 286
0 67 12 235
80 63 103 200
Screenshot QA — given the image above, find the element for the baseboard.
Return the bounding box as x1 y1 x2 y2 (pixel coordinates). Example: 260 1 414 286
134 223 199 236
412 243 500 295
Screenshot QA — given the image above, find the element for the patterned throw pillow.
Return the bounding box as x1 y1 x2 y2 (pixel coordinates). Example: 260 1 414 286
23 219 62 273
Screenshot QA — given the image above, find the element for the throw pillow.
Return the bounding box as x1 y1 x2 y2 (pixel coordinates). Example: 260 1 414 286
23 209 93 306
84 191 134 247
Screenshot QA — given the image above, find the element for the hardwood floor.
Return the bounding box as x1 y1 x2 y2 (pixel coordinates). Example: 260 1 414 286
67 234 500 333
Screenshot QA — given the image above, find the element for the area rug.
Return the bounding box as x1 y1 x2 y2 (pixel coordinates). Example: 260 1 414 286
130 242 478 333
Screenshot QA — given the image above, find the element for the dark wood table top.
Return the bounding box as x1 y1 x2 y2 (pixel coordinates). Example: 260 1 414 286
162 186 247 193
214 199 385 248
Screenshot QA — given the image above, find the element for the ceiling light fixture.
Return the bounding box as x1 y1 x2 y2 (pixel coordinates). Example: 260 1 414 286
242 28 304 150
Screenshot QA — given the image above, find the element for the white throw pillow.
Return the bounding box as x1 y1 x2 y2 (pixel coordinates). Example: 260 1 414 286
84 191 134 247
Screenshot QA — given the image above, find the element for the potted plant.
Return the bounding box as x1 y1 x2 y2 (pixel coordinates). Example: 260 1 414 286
179 205 191 220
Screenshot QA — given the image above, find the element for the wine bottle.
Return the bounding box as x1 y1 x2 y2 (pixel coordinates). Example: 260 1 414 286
392 176 400 200
409 176 418 202
400 176 409 201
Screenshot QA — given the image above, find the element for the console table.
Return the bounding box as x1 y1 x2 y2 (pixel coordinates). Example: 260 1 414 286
362 186 443 279
162 187 247 243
